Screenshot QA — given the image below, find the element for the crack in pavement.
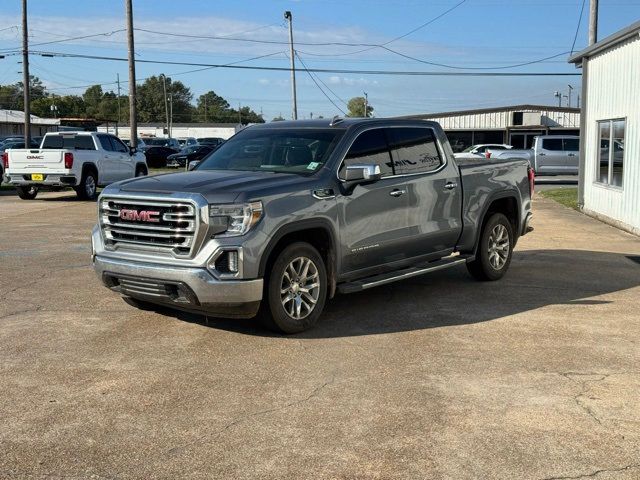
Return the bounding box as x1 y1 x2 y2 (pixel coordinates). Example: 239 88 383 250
540 463 640 479
1 264 89 298
166 375 336 456
559 372 609 425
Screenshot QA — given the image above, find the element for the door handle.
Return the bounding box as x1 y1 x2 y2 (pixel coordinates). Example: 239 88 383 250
444 182 458 190
567 153 576 157
389 189 406 197
538 152 546 156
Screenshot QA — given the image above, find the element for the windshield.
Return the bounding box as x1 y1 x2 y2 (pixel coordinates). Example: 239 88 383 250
180 146 200 155
196 128 344 174
41 135 96 150
462 145 478 153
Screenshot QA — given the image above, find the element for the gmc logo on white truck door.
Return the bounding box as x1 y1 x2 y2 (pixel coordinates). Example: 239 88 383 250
26 155 44 160
119 209 160 223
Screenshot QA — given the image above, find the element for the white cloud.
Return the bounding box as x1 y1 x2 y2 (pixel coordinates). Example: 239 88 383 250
326 76 378 87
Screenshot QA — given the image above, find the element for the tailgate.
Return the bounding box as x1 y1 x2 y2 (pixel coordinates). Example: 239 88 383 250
7 149 64 171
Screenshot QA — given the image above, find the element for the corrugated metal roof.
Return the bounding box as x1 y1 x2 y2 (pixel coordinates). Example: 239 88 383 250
569 20 640 63
396 104 580 119
0 109 60 125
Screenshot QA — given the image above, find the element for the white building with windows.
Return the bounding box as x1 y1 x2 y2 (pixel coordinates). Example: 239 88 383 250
570 20 640 235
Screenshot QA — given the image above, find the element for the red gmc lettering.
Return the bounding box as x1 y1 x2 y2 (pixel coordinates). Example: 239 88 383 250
119 209 161 223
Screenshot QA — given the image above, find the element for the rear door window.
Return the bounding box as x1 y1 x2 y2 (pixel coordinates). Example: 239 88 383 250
542 138 563 151
387 127 443 175
340 128 393 179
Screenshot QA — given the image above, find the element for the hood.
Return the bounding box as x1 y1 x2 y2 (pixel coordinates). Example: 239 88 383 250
116 170 313 203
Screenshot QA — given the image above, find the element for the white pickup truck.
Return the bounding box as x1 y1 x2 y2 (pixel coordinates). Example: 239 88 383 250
2 132 148 200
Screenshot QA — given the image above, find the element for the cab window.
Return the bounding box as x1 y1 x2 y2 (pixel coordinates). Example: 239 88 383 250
340 129 392 179
387 127 443 175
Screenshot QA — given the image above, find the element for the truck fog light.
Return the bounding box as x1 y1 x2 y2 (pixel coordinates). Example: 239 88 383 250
227 251 239 273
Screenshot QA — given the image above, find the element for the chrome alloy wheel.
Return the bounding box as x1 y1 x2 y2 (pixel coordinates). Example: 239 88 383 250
280 256 321 320
487 224 510 270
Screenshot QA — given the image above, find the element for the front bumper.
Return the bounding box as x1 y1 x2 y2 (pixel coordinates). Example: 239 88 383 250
5 173 78 187
93 255 263 318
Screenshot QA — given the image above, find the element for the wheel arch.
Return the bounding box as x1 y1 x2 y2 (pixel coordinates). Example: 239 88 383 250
258 219 339 298
473 191 521 255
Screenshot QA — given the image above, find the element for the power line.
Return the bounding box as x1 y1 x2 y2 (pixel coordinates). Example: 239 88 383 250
295 52 346 116
295 53 347 106
571 0 587 54
27 50 581 76
0 29 126 53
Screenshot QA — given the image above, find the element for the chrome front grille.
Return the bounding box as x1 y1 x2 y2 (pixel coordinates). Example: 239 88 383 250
100 197 198 256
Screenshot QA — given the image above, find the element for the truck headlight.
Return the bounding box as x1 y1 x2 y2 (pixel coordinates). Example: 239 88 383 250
209 201 263 237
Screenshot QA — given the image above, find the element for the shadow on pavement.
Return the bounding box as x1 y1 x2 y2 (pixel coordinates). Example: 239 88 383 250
142 249 640 338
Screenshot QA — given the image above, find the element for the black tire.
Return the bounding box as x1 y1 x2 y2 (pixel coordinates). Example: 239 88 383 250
135 165 147 177
75 170 98 200
259 242 327 334
467 213 514 281
16 185 39 200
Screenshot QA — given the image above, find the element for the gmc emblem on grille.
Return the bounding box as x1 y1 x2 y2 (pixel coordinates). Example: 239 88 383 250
119 209 161 223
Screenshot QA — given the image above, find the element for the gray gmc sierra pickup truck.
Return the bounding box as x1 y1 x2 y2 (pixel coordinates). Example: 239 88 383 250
92 118 534 333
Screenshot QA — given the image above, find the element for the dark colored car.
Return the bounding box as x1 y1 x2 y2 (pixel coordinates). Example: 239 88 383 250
0 140 41 152
144 146 178 168
197 137 224 146
166 145 214 168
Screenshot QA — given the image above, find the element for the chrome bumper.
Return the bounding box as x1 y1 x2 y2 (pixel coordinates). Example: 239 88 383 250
6 174 78 187
522 212 534 235
93 255 263 318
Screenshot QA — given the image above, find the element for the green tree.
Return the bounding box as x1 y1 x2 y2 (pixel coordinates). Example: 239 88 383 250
137 75 194 124
346 96 373 118
194 90 231 122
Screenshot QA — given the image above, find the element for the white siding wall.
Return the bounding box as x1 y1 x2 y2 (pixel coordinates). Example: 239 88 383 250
427 108 580 130
99 125 239 140
583 35 640 233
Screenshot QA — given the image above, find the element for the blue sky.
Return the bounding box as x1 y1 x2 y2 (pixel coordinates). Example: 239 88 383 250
1 0 639 121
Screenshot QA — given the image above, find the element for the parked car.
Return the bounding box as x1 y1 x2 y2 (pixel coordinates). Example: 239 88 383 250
197 137 225 147
123 138 148 152
92 118 534 333
1 139 41 152
166 145 215 168
3 132 148 200
177 137 198 147
144 137 181 150
144 146 178 168
488 135 579 175
454 144 512 159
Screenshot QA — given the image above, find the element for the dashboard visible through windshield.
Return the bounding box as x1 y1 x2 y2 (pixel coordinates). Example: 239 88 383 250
196 128 345 174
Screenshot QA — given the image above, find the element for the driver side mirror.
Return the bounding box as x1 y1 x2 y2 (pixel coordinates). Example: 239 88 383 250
344 163 382 183
187 160 200 171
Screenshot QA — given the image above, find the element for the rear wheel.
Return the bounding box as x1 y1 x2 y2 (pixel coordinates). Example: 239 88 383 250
467 213 514 281
75 170 98 200
259 242 327 334
16 185 39 200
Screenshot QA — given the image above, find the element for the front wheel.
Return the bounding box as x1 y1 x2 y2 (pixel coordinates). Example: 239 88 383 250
16 185 39 200
259 242 327 334
467 213 514 281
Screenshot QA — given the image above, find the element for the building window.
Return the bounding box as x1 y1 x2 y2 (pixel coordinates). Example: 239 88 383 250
597 119 625 187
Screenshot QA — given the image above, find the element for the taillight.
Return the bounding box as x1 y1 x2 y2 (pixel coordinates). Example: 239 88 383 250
1 152 8 169
64 152 74 169
528 166 535 196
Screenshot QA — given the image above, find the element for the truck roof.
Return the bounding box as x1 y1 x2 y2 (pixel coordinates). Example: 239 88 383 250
252 118 440 130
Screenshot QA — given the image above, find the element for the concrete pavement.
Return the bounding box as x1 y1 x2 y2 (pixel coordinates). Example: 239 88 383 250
1 190 639 479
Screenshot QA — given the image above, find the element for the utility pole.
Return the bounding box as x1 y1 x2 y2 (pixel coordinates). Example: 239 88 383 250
125 0 137 146
577 93 581 109
238 102 242 125
284 11 297 120
168 93 173 138
363 92 368 118
160 74 169 136
116 73 121 136
22 0 31 144
554 91 562 107
589 0 598 45
567 85 574 108
204 94 207 123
